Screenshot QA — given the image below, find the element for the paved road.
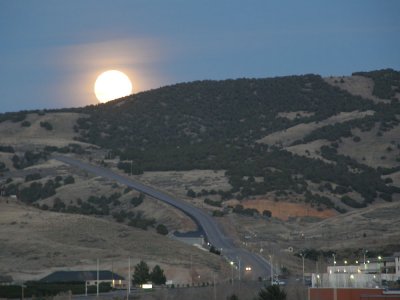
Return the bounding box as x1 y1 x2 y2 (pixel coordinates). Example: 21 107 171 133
54 156 271 280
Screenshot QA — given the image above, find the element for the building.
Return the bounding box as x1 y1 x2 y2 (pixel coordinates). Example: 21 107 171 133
40 270 126 289
309 252 400 300
309 288 400 300
172 230 205 247
312 253 400 288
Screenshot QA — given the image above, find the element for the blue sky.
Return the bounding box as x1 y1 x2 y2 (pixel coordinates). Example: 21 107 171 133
0 1 399 113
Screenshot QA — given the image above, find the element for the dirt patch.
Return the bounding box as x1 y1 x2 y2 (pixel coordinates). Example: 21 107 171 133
337 126 400 169
241 199 337 221
0 112 91 147
277 111 315 120
324 75 390 103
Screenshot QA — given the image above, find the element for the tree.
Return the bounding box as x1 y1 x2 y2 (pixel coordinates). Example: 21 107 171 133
63 175 75 185
262 210 272 218
156 224 168 235
257 284 287 300
150 265 166 285
133 261 150 285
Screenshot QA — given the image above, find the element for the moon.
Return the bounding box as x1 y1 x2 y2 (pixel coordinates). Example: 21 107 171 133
94 70 133 103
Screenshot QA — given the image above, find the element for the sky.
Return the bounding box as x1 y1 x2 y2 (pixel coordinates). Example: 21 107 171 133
0 0 399 113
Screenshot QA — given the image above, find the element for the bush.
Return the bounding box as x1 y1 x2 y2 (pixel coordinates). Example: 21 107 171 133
186 189 196 198
209 245 221 255
25 173 42 182
21 120 31 127
212 210 224 217
63 175 75 185
40 121 53 130
341 196 366 208
0 145 15 153
156 224 169 235
232 204 259 216
131 193 144 207
262 210 272 218
204 198 222 207
0 161 7 172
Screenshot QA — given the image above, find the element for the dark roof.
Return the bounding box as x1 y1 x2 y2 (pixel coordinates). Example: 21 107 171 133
0 275 13 283
173 230 203 238
40 271 124 283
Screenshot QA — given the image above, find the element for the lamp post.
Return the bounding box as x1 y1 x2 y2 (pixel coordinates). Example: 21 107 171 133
378 256 382 286
300 252 305 285
97 258 99 297
269 254 273 285
363 249 368 266
230 261 234 286
332 253 336 267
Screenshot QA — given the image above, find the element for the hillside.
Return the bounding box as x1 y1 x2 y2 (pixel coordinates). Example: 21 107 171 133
1 68 400 280
0 197 221 283
68 69 400 213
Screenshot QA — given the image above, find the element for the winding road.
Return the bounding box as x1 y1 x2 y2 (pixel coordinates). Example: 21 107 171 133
54 156 271 280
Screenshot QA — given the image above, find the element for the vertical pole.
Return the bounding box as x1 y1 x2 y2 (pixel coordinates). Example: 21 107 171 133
213 273 216 300
127 257 131 300
270 255 274 286
97 258 99 297
112 259 114 287
190 254 193 286
238 258 241 281
130 160 133 176
85 281 87 296
231 263 233 286
302 255 305 286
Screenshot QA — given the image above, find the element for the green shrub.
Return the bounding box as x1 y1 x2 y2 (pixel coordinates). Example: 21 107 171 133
341 196 366 208
156 224 169 235
63 175 75 185
40 121 53 130
25 173 42 182
21 120 31 127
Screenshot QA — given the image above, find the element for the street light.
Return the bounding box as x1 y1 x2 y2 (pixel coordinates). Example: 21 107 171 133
332 253 336 267
230 261 234 286
269 254 273 285
363 249 368 265
300 252 305 285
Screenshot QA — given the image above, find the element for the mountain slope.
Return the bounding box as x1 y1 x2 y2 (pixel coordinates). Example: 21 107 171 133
1 69 400 214
68 69 400 212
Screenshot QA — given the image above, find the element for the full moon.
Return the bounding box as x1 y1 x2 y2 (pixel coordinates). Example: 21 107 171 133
94 70 133 103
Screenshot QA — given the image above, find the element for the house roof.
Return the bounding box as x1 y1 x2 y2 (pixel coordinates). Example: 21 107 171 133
0 275 13 283
173 230 203 238
39 271 124 283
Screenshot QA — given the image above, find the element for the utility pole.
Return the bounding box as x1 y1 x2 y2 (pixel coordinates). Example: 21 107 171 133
237 257 241 281
363 249 368 266
130 160 133 176
269 255 274 285
190 254 193 286
230 261 234 286
302 254 305 286
213 273 216 300
97 258 99 298
127 257 131 300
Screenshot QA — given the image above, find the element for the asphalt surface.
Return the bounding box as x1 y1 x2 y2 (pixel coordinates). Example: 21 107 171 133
54 156 271 280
